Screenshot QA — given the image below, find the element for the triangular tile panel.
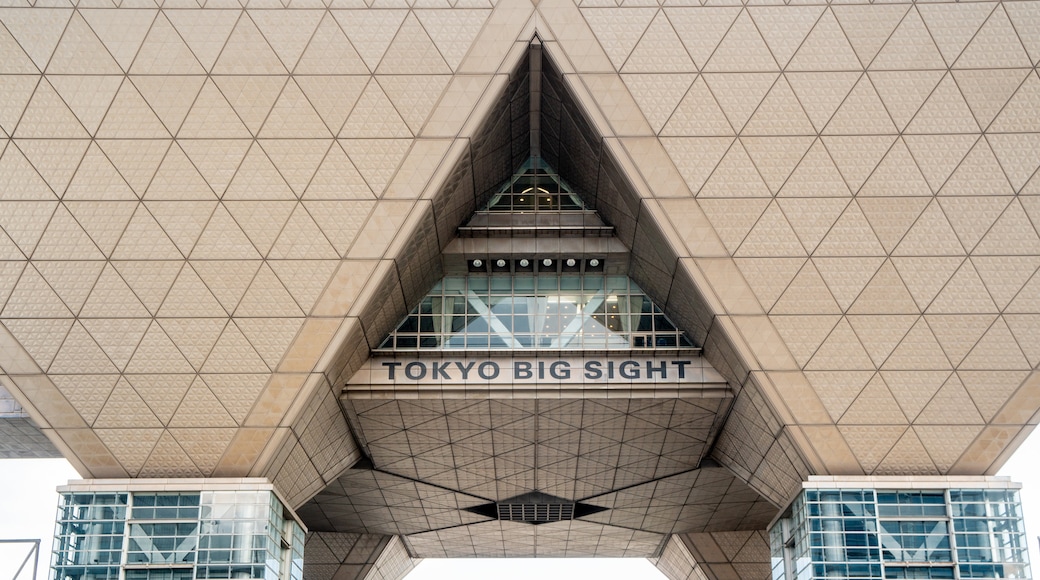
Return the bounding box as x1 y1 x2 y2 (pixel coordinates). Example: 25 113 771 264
701 73 777 133
178 80 252 139
2 317 72 371
112 260 183 314
46 12 121 74
156 317 227 371
743 77 814 136
927 260 998 315
19 141 90 198
378 75 451 135
868 71 943 132
788 9 862 72
32 204 105 258
169 378 237 428
771 315 840 367
340 79 412 138
905 73 979 135
0 21 41 74
622 74 695 135
16 79 89 138
130 13 206 75
665 7 741 70
699 139 771 198
581 7 657 70
748 6 822 70
704 10 779 73
988 133 1040 192
51 321 119 375
847 259 918 315
0 8 71 71
959 370 1030 422
81 317 151 372
294 13 369 74
51 374 117 425
938 196 1012 253
250 10 324 72
823 136 896 194
870 8 946 71
974 200 1040 257
953 70 1030 131
415 8 490 71
840 373 907 424
786 72 860 133
953 6 1031 70
882 318 952 371
972 256 1040 310
805 317 876 371
771 260 841 315
875 429 935 476
202 321 270 374
814 256 885 311
95 427 162 475
96 139 171 196
832 6 910 67
375 13 451 75
824 75 897 136
212 13 287 75
902 134 979 194
124 320 194 375
847 315 917 368
660 80 733 137
78 9 156 71
990 71 1040 133
296 76 369 135
958 319 1030 371
261 79 334 138
48 75 123 135
259 139 333 196
621 10 695 73
211 75 286 137
332 9 407 72
743 137 813 197
925 314 997 369
80 263 150 319
1004 3 1040 65
735 201 806 258
915 425 984 473
917 3 994 66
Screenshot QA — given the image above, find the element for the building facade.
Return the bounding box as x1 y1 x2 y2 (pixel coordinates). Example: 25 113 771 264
0 0 1037 578
770 478 1030 580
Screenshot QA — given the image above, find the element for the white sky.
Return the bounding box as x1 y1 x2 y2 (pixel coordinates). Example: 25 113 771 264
3 428 1038 580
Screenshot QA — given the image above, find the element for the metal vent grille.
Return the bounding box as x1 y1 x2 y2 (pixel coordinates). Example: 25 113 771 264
497 502 575 523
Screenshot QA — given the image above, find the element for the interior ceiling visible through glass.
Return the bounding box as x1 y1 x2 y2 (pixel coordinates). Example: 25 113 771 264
483 157 585 212
378 275 694 351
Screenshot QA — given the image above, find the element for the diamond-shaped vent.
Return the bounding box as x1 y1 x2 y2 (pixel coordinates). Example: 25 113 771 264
464 491 607 525
498 501 575 523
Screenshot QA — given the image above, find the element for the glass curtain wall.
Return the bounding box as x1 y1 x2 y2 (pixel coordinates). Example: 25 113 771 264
770 488 1030 580
53 489 304 580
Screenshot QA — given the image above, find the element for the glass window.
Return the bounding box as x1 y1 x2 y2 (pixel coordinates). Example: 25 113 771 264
378 274 695 351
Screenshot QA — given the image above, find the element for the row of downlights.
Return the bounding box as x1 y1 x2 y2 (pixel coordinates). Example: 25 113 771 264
468 258 603 272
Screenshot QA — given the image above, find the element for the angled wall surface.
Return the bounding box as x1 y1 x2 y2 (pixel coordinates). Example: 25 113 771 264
1 0 1039 573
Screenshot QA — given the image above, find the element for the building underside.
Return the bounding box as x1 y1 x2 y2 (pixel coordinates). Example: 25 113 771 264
1 1 1039 578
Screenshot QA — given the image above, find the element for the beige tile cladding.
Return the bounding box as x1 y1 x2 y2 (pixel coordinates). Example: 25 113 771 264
0 0 1038 514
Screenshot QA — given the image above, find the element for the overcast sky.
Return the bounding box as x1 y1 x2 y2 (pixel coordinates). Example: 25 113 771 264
3 428 1038 580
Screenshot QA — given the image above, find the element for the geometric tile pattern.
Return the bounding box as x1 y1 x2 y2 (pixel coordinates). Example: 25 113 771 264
653 532 771 580
300 463 774 557
303 533 417 580
344 398 728 502
1 0 1039 572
